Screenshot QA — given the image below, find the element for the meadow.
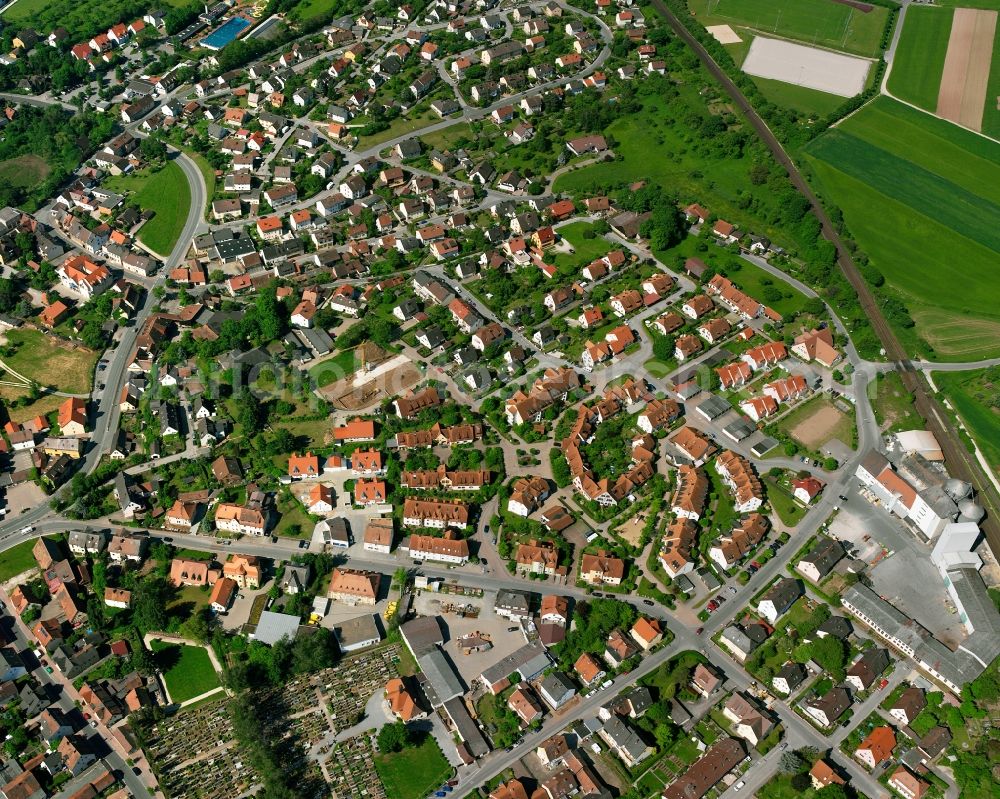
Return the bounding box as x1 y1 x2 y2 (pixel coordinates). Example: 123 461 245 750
748 76 848 117
554 90 803 251
374 735 451 799
688 0 890 57
0 155 50 189
106 161 191 256
885 6 954 111
933 369 1000 478
3 329 98 394
804 97 1000 359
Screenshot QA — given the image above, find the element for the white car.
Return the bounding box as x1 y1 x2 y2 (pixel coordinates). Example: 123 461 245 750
734 781 745 792
20 526 34 534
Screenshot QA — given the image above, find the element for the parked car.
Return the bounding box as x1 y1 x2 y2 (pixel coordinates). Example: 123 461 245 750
728 586 738 595
643 599 654 606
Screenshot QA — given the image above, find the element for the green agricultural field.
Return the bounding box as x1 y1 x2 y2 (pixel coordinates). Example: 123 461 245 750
105 161 191 257
374 735 451 799
804 97 1000 359
0 155 51 189
748 76 848 117
688 0 890 57
933 369 1000 477
148 640 221 704
836 99 1000 204
886 6 953 111
983 21 1000 137
0 539 39 582
807 132 1000 254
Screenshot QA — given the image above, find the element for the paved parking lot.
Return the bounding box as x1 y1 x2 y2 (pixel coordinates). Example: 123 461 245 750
830 489 966 646
413 588 532 686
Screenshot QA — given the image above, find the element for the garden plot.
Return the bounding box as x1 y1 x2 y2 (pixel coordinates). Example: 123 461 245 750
741 36 871 96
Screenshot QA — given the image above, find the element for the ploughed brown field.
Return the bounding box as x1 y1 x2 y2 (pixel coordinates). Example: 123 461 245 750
936 7 997 131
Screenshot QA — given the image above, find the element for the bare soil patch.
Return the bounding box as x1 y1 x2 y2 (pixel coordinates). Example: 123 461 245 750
322 361 422 410
937 8 997 131
788 403 847 449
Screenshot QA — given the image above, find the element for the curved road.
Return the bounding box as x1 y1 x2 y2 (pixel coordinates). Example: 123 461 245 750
0 148 205 540
650 0 1000 554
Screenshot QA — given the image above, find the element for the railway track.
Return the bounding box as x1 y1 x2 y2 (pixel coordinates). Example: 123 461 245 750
652 0 1000 555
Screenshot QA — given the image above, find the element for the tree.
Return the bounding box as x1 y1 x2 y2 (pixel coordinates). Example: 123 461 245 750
778 750 806 773
132 577 172 634
180 606 212 643
790 772 813 791
376 721 411 753
140 137 168 163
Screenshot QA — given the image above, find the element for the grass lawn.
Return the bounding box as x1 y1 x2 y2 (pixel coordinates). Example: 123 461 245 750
553 221 615 270
106 161 191 256
309 348 357 387
419 122 474 152
644 358 676 379
374 735 451 799
804 97 1000 359
749 75 849 117
886 6 953 111
933 369 1000 479
148 639 221 703
0 154 50 189
3 328 97 393
765 478 806 527
359 109 442 148
873 371 923 433
0 538 39 582
688 0 890 57
178 146 217 216
274 490 314 538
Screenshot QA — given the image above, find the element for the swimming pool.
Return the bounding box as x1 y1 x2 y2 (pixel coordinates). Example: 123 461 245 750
200 16 252 50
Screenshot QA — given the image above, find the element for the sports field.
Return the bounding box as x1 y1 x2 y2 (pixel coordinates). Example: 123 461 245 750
689 0 890 57
886 6 954 111
741 36 871 97
805 97 1000 359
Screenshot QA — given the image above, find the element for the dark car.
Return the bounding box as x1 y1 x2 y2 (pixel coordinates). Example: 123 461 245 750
643 599 654 606
696 627 704 635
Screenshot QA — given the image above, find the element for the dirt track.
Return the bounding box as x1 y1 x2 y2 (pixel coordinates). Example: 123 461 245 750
937 8 997 131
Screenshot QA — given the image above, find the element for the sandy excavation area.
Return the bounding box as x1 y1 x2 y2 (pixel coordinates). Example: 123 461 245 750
741 36 871 97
